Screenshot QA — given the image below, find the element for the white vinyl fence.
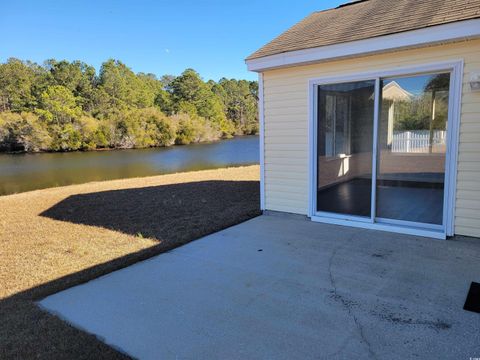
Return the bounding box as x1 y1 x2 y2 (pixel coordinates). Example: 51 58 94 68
391 130 446 153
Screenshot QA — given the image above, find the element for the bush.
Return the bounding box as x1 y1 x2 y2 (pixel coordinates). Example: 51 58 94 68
173 113 198 145
103 111 136 149
0 112 51 152
172 113 221 145
49 123 82 151
78 116 109 150
130 108 176 148
395 116 428 131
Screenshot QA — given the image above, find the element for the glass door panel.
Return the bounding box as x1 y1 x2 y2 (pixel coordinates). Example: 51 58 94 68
376 73 450 225
316 80 375 217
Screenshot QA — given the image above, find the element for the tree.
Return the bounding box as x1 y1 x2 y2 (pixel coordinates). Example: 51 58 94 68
45 59 97 112
154 89 174 114
213 78 259 134
160 74 176 90
424 73 450 152
170 69 233 135
0 58 36 112
0 58 258 152
38 85 81 125
98 59 156 109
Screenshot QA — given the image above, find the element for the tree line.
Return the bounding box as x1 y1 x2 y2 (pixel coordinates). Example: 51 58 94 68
0 58 258 152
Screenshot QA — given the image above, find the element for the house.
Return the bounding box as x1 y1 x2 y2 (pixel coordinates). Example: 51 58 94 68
246 0 480 239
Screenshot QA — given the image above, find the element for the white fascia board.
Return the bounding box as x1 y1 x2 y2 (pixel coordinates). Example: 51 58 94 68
246 19 480 72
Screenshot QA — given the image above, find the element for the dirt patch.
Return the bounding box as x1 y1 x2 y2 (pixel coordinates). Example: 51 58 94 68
0 165 260 359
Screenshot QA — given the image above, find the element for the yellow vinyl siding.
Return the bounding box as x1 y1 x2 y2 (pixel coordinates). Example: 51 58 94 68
262 39 480 236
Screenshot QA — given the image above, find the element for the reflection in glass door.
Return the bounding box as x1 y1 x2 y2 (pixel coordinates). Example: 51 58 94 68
376 73 450 225
316 80 375 217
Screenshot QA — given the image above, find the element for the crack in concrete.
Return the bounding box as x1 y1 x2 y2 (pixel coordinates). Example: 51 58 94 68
327 231 378 360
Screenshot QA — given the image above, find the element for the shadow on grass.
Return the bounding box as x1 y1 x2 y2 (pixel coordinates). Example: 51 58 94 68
40 180 260 243
1 180 260 359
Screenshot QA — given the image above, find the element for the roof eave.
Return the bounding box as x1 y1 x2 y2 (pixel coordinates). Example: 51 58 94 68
245 19 480 72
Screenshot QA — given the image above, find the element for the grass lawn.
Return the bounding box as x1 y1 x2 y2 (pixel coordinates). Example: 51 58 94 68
0 165 260 359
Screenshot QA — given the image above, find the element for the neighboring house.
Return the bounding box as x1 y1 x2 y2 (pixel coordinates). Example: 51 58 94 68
246 0 480 239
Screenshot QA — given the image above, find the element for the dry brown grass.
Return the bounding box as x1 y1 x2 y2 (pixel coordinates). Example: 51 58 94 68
0 165 260 359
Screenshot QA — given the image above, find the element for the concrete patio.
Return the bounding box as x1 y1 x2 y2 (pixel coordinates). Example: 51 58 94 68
40 213 480 359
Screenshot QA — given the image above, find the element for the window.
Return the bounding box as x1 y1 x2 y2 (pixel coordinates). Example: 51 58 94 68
324 94 351 157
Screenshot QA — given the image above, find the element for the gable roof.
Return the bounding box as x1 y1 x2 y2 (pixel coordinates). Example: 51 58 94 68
247 0 480 61
383 81 414 101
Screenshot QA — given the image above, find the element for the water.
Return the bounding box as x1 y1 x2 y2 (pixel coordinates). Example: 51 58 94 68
0 136 259 195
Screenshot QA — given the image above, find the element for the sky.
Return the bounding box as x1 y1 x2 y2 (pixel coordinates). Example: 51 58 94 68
386 74 449 96
0 0 346 81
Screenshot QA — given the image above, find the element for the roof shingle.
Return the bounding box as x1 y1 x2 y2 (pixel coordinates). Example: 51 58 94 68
247 0 480 60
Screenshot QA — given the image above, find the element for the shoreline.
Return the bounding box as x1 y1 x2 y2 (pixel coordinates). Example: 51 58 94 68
0 133 259 155
1 165 260 199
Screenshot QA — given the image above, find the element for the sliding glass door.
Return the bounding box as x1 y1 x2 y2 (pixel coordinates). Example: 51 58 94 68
316 80 375 218
314 71 451 231
376 73 450 225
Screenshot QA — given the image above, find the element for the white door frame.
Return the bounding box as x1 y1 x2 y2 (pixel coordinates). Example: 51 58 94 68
307 60 464 239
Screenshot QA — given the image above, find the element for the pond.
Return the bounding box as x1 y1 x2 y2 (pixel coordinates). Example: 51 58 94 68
0 135 259 195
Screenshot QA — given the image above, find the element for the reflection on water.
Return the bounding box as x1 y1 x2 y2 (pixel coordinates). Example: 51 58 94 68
0 136 259 195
